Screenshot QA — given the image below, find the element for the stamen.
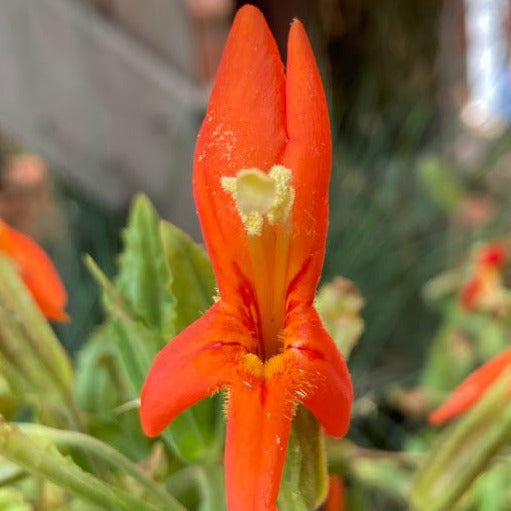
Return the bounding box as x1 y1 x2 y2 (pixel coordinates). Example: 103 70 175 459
221 166 294 236
267 165 294 226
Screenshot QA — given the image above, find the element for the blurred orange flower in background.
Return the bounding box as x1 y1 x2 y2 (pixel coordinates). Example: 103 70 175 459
460 242 507 311
0 219 68 322
429 348 511 425
325 475 346 511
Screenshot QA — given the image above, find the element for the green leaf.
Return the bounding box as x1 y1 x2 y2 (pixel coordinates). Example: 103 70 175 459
159 220 216 333
85 255 221 463
85 256 161 385
74 323 125 417
116 194 175 339
86 196 223 463
74 322 157 461
159 220 223 461
278 407 328 511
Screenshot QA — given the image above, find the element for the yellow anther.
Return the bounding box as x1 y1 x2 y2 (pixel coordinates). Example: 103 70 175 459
267 165 294 226
221 165 294 236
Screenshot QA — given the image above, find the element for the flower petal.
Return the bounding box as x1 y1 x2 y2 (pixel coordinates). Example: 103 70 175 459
140 302 253 437
225 369 295 511
284 20 332 305
193 5 286 300
284 306 353 437
0 220 68 322
429 348 511 425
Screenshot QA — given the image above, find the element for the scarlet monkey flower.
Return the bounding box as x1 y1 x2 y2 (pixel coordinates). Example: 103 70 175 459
429 348 511 425
460 242 507 311
141 5 353 510
0 219 68 322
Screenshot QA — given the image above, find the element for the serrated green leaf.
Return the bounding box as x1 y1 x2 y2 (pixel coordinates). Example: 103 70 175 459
158 219 223 462
110 318 159 394
278 407 328 511
86 256 221 463
85 256 162 385
159 220 216 333
116 194 175 338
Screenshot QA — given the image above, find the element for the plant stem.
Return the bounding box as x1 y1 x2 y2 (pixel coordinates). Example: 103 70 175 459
0 419 177 511
17 423 185 511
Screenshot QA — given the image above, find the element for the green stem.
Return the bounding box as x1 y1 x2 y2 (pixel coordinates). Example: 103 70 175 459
327 438 421 468
17 423 185 511
412 370 511 511
0 419 175 511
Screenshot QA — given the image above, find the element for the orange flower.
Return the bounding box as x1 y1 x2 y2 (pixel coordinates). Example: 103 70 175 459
0 219 68 322
325 475 346 511
460 243 507 311
140 6 353 510
429 348 511 425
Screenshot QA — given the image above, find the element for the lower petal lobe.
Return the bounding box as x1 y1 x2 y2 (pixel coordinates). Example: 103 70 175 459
140 302 251 437
224 309 353 511
225 372 295 511
284 306 353 437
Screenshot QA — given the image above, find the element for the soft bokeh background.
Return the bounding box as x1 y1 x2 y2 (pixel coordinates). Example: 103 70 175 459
0 0 510 494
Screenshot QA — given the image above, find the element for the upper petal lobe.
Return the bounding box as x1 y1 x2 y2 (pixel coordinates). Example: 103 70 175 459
284 20 332 305
193 5 287 299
